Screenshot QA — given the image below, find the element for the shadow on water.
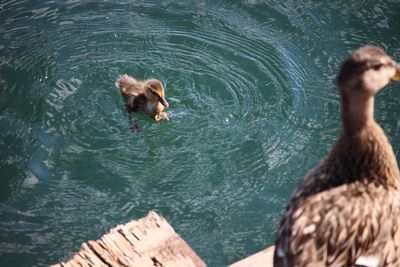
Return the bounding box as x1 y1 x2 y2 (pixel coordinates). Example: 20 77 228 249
1 0 400 266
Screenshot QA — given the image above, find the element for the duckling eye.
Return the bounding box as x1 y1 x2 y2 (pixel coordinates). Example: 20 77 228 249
149 87 160 97
150 89 164 100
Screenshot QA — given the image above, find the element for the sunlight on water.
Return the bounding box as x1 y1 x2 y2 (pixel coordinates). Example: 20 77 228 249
1 1 400 266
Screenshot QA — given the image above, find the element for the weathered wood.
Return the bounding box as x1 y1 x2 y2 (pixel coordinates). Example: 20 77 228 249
52 211 206 267
228 246 274 267
52 209 382 267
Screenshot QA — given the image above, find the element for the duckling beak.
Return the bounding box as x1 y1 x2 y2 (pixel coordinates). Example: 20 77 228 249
160 97 169 108
392 63 400 81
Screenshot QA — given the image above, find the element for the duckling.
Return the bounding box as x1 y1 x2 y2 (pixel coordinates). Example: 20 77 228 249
115 74 169 130
274 46 400 267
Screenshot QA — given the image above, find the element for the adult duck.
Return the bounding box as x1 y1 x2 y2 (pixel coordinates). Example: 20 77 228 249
274 46 400 267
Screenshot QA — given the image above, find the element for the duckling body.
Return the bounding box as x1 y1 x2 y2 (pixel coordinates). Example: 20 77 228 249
115 74 169 123
274 46 400 267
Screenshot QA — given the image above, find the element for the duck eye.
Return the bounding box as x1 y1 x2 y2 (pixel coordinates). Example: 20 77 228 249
372 63 383 70
150 90 158 96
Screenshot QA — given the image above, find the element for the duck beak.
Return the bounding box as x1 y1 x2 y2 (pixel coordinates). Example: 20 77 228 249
160 97 169 108
392 63 400 81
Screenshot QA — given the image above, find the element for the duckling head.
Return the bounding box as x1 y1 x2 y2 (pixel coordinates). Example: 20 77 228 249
338 46 400 97
144 79 169 108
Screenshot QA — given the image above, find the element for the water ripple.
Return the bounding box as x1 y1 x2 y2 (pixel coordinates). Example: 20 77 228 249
2 1 400 266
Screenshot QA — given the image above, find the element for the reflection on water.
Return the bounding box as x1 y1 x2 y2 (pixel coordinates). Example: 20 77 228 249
1 1 400 266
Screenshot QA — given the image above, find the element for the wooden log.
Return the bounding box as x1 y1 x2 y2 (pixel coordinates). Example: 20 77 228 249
52 211 206 267
52 210 374 267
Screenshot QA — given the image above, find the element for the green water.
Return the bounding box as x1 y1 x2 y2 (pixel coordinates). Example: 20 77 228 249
1 1 400 266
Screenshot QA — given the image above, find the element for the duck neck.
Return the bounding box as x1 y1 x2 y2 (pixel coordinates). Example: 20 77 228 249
338 93 400 188
341 93 375 135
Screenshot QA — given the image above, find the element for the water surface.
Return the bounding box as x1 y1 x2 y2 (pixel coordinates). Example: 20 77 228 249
1 1 400 266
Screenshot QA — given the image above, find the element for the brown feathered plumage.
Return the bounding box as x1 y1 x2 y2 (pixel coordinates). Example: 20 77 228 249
115 74 169 130
274 46 400 267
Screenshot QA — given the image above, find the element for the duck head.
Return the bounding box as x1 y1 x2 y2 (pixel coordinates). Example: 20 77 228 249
144 79 169 108
337 46 400 133
338 46 400 97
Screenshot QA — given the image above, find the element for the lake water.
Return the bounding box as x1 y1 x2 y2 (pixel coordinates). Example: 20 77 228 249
1 1 400 266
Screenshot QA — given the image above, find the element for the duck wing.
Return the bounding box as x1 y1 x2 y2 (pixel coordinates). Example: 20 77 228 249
275 182 400 267
115 74 138 94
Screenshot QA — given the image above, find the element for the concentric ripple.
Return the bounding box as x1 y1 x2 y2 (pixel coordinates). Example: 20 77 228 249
1 1 400 266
